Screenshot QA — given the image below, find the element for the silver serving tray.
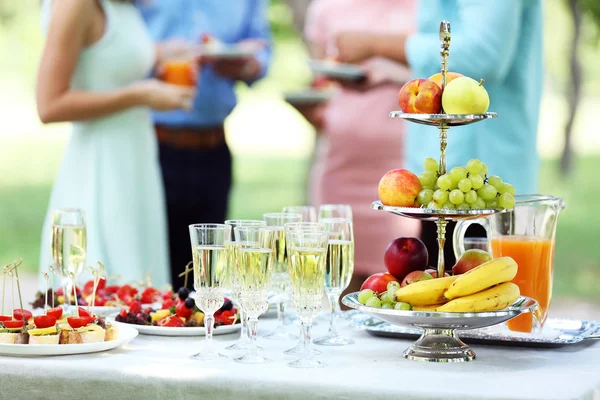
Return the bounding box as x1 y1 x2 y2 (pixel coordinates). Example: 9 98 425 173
389 111 498 127
371 201 503 222
364 318 600 348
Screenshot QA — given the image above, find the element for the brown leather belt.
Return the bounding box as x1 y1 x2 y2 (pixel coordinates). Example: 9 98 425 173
155 125 226 150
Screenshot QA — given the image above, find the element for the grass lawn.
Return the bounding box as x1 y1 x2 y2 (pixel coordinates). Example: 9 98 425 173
0 134 598 300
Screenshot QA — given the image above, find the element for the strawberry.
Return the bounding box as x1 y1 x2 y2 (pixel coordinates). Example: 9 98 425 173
129 300 142 314
161 298 175 310
140 287 160 304
216 310 236 325
157 315 184 327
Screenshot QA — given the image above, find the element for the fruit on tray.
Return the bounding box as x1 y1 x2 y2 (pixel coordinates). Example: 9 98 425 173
360 272 398 294
400 270 433 287
428 72 463 88
442 77 490 114
384 237 429 281
437 282 520 312
445 257 518 300
357 280 411 310
378 169 422 207
424 268 449 278
452 249 492 275
414 157 516 211
394 275 459 306
398 78 442 114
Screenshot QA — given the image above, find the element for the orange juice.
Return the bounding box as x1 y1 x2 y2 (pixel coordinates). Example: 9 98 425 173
491 235 554 333
162 60 196 87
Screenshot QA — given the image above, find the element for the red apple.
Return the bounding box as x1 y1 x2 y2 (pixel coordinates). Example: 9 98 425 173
424 268 450 278
378 169 421 207
428 72 463 89
401 271 433 287
360 273 398 294
398 78 442 114
384 237 429 281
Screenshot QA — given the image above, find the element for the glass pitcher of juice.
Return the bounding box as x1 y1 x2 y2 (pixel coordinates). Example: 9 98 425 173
453 195 565 333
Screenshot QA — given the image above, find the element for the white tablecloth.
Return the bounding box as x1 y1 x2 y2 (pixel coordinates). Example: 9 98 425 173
1 315 599 400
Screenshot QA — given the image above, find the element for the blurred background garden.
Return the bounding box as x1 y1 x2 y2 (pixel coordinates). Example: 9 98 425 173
0 0 598 304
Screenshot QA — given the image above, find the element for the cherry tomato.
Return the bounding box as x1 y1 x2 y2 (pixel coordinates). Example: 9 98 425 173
157 315 184 327
129 301 142 314
77 307 93 318
0 315 12 322
161 299 175 310
34 315 57 329
47 307 63 320
3 320 24 329
175 301 193 319
162 291 174 301
67 317 90 329
13 309 32 321
83 280 95 296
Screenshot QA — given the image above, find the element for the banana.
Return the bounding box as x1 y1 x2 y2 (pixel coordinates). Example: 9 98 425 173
412 304 445 312
445 257 518 300
394 275 458 306
437 282 520 312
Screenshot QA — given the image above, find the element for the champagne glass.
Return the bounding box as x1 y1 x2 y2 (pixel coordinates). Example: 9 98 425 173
282 206 317 222
50 208 87 312
283 222 326 356
318 204 353 221
233 226 276 364
314 218 355 346
189 223 231 361
287 229 329 368
262 212 302 340
224 219 266 351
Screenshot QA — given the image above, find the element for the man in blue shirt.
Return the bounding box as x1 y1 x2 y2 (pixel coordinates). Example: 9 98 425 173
333 0 543 265
138 0 272 288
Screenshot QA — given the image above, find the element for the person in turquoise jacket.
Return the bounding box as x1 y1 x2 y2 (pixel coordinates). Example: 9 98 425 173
332 0 543 264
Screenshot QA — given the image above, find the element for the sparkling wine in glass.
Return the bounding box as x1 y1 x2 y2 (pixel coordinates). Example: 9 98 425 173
224 219 266 351
189 224 230 361
314 218 355 346
282 206 317 222
287 229 329 368
233 226 276 364
262 212 302 340
50 208 87 310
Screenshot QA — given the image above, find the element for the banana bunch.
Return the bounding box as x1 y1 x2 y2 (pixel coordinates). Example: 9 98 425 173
394 257 520 312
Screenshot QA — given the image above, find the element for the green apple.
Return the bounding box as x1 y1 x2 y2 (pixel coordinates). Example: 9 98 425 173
441 77 490 114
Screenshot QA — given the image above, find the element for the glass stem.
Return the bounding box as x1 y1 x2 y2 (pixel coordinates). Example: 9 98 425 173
301 321 314 360
240 309 249 341
276 300 286 327
205 313 215 353
327 293 339 336
248 317 260 358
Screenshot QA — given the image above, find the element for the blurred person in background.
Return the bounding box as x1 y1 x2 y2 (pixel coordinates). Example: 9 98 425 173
138 0 272 289
334 0 543 266
297 0 421 292
36 0 195 287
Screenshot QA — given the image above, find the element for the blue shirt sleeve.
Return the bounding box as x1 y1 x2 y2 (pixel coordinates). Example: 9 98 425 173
406 0 522 83
245 0 272 83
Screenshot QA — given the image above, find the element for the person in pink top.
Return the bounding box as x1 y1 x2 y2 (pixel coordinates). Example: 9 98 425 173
302 0 421 290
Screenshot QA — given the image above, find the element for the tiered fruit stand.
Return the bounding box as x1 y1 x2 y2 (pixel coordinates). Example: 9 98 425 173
343 21 538 363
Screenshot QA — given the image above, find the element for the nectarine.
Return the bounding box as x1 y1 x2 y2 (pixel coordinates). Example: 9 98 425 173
378 169 421 207
398 78 442 114
428 72 463 89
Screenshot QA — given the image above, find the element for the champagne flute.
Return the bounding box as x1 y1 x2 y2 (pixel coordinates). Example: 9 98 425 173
262 212 303 340
233 226 276 364
282 206 317 222
50 208 87 313
287 229 329 368
314 218 355 346
318 204 353 221
189 223 231 361
224 219 266 351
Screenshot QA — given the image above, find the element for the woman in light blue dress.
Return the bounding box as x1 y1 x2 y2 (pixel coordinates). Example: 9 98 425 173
37 0 196 288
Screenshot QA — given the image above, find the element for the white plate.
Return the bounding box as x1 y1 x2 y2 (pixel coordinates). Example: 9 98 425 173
116 322 241 337
284 89 334 105
307 60 367 81
0 324 138 357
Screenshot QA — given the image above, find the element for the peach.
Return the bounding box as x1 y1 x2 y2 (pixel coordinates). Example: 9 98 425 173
401 271 433 287
378 169 421 207
398 78 442 114
428 72 463 88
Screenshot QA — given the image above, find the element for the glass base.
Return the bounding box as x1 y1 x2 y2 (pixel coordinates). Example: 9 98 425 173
313 334 354 346
403 329 475 363
234 354 271 364
190 351 227 361
283 343 322 356
263 329 299 341
225 340 262 352
288 358 326 369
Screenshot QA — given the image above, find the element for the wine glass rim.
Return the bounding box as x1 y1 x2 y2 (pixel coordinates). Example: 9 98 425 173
233 225 276 232
319 217 352 224
263 212 303 218
515 194 564 205
282 205 314 210
225 219 266 226
319 204 351 209
53 208 85 214
284 222 325 229
188 223 230 229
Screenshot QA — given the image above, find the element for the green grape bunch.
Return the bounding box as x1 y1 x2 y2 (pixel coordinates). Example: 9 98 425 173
414 158 516 211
